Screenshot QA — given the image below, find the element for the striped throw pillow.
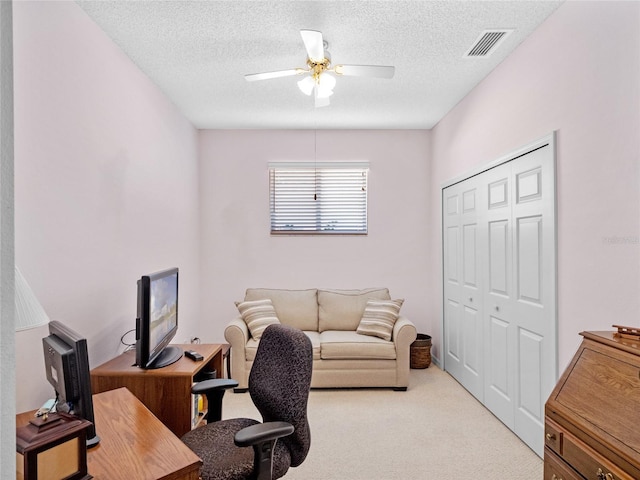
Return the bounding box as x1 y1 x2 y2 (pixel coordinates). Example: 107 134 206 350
356 299 404 341
235 298 280 340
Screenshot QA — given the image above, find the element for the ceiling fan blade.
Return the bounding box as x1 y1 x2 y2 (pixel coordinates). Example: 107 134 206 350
300 29 324 62
245 69 303 82
334 64 395 79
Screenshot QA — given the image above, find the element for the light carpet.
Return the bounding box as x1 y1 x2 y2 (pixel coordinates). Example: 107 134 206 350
221 365 543 479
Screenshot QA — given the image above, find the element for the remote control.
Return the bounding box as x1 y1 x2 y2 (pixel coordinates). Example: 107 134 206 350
184 350 204 361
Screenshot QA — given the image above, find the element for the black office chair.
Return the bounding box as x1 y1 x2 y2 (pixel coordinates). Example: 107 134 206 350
182 324 313 480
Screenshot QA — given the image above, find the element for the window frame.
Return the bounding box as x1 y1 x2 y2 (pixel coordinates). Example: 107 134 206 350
269 162 369 236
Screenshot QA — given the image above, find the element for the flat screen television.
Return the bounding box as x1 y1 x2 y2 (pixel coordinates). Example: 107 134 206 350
42 320 100 447
135 267 182 369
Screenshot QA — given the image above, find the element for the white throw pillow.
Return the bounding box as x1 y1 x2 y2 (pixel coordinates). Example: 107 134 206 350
356 299 404 341
235 299 280 340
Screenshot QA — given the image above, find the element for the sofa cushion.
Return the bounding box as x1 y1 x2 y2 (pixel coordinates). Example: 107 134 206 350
304 331 322 360
319 330 396 360
245 288 318 331
245 331 321 361
356 299 404 341
318 288 391 332
235 299 280 340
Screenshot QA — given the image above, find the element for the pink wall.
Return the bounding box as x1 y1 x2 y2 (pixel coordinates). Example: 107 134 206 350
11 0 639 412
428 1 640 370
13 1 200 410
198 129 432 339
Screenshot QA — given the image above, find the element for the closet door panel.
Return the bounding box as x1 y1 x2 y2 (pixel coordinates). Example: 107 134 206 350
518 328 543 418
444 188 464 380
443 182 483 400
442 136 556 458
488 315 510 399
460 182 483 400
446 225 459 284
488 220 509 296
511 145 557 457
483 162 516 426
463 223 478 288
516 215 543 305
445 299 461 362
463 304 481 377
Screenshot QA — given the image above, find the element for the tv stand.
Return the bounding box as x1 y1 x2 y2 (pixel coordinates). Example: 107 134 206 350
91 343 225 437
145 345 183 369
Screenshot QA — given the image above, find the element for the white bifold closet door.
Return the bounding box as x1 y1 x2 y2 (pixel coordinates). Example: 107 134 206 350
442 135 556 457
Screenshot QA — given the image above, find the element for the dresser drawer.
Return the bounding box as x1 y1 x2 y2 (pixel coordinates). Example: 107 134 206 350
544 447 583 480
545 419 563 454
561 429 634 480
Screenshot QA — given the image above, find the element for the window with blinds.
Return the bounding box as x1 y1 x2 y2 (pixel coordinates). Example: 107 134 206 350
269 162 369 235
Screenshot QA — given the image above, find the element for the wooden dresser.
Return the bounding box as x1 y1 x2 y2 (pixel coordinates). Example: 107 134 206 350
544 331 640 480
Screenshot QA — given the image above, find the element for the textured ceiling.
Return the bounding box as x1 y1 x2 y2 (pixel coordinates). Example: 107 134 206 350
76 1 563 129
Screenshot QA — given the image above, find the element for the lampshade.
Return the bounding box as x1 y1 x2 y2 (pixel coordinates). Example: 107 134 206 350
297 76 315 96
15 266 50 331
316 73 336 98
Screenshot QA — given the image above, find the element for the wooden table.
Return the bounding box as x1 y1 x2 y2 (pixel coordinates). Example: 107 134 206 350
91 343 225 437
17 388 202 480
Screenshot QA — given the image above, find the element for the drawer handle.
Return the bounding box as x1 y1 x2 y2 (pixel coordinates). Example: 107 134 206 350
552 474 563 480
597 468 615 480
546 432 556 441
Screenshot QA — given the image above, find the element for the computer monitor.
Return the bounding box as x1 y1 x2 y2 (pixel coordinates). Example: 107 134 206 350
42 320 100 447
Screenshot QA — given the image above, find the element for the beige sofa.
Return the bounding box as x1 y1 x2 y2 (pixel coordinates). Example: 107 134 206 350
225 288 417 391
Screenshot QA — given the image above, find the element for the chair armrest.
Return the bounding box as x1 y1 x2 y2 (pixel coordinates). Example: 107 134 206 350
191 378 239 422
191 378 239 395
234 421 294 447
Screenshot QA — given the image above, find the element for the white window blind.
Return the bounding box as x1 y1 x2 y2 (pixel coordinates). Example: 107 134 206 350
269 162 369 235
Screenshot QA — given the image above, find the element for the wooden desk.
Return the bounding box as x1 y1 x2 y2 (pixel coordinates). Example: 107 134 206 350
17 388 202 480
91 344 224 437
544 331 640 480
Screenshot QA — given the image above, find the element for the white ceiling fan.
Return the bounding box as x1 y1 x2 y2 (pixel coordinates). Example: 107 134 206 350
245 30 395 108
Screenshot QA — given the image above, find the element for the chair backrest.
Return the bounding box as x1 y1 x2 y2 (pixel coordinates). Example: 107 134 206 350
248 324 313 467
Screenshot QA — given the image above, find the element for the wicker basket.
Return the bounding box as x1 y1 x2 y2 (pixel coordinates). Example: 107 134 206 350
410 334 432 369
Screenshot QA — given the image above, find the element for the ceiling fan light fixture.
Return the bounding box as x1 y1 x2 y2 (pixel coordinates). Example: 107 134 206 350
319 73 336 89
316 86 334 99
246 29 395 106
297 76 315 96
316 73 336 98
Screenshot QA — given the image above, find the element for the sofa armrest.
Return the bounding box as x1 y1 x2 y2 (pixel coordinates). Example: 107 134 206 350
225 316 249 346
393 316 417 347
224 317 250 390
392 316 417 389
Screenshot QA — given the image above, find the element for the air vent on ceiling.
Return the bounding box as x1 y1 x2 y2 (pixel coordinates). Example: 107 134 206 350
464 29 513 58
